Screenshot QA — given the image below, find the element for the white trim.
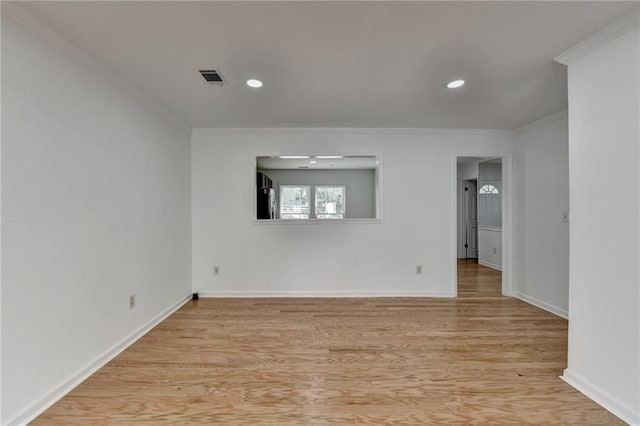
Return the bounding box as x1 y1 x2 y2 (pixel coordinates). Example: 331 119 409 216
192 127 511 137
279 184 311 219
515 292 568 319
315 184 346 219
478 225 502 232
253 152 384 222
458 177 479 259
501 154 515 297
191 112 573 138
197 290 456 298
452 153 514 298
561 369 639 426
554 11 639 65
253 218 381 225
5 294 192 426
375 154 384 220
511 110 568 136
0 8 3 419
451 154 460 297
478 260 502 271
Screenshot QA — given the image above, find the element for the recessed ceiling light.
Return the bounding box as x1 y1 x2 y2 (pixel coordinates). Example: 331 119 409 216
315 155 343 159
246 79 263 88
447 79 465 89
309 160 317 164
280 156 309 159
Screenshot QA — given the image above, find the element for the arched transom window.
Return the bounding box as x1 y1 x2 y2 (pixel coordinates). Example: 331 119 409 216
479 184 499 195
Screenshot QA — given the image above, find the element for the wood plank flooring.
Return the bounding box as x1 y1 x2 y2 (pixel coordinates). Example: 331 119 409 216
33 261 623 424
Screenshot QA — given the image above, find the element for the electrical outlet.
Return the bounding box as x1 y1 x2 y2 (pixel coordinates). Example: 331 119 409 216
493 248 497 254
213 266 220 275
129 294 136 310
416 265 422 274
562 212 569 223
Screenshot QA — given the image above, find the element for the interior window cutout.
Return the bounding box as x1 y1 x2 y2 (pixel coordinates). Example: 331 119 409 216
479 184 499 195
255 155 380 221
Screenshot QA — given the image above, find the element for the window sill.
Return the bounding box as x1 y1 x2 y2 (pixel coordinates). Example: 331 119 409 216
252 218 382 225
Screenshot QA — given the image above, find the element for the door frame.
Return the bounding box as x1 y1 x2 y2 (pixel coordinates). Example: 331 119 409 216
460 178 478 259
451 153 514 297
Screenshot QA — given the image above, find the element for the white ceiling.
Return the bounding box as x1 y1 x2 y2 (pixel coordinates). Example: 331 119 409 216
257 156 378 170
10 1 638 129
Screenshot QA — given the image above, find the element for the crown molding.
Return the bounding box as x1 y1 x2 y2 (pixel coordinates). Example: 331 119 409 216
1 2 192 132
191 127 512 137
555 10 639 66
511 110 567 136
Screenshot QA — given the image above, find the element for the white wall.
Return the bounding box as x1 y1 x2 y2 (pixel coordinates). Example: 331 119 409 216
192 129 512 297
259 169 376 218
513 112 569 318
478 228 502 270
457 161 479 182
1 15 192 425
478 162 502 181
561 26 639 424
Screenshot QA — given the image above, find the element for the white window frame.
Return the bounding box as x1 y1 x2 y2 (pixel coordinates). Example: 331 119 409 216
479 184 500 195
314 185 346 219
279 185 311 219
278 184 347 219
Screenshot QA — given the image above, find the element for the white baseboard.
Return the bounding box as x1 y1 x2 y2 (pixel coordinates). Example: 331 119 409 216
478 260 502 271
197 290 456 298
561 368 639 425
6 294 192 426
515 292 568 319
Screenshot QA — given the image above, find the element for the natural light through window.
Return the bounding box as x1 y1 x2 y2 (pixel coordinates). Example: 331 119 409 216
315 186 345 219
479 184 499 195
280 185 310 219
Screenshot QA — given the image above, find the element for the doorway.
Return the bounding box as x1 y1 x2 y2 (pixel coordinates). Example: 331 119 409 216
461 178 478 260
454 155 513 297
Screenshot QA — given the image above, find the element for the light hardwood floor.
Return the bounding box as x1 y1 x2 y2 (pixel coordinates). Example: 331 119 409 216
33 261 623 424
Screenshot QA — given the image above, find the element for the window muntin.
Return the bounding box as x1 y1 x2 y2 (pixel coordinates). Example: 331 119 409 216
315 186 345 219
279 185 347 219
479 184 499 195
279 185 310 219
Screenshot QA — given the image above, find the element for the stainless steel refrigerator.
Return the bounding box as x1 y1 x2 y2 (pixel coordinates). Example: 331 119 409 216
257 173 277 219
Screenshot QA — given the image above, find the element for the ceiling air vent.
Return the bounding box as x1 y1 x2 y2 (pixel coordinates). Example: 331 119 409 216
199 69 224 84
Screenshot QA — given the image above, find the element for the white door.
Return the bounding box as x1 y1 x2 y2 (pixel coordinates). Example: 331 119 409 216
464 180 478 259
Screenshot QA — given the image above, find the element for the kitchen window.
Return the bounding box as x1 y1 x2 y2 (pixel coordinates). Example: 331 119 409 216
279 185 310 219
279 185 345 219
315 186 345 219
